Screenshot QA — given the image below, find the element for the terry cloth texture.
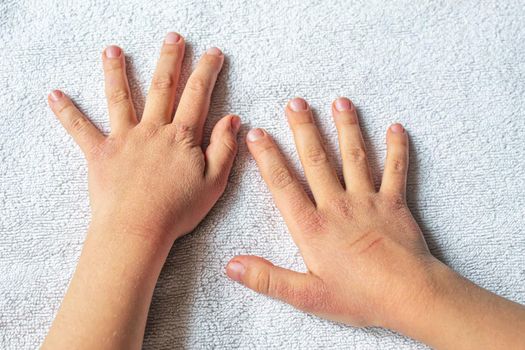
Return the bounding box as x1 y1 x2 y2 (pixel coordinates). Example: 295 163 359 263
0 0 524 349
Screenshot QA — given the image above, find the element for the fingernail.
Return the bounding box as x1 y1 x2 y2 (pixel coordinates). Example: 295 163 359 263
390 123 405 133
231 116 241 134
49 90 63 102
105 45 122 58
289 98 308 112
207 47 222 56
165 32 181 44
246 128 265 142
226 261 246 282
335 97 352 112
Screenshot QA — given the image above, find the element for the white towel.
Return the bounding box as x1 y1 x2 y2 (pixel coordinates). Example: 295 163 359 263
1 0 524 348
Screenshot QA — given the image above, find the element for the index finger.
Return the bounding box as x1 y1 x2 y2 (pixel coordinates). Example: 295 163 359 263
246 128 317 244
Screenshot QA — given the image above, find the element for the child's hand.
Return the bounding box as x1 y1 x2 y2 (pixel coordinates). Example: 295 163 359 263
226 98 525 350
226 97 433 327
226 97 525 348
48 34 239 243
44 33 240 350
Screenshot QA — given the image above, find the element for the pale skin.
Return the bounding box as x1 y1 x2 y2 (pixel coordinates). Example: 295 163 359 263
43 33 525 349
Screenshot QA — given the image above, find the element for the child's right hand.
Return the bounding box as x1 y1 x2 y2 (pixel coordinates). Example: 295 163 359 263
48 34 237 244
227 97 525 349
43 33 240 350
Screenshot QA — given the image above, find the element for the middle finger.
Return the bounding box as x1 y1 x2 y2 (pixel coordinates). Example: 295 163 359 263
285 98 344 204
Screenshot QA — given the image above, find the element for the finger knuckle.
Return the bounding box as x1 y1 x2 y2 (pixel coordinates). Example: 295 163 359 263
328 197 354 219
384 193 407 211
305 146 328 166
269 166 294 189
186 76 210 95
290 206 325 235
162 125 179 143
254 269 271 295
70 117 89 135
140 122 159 139
345 147 367 163
173 123 196 146
390 158 406 174
108 89 130 106
299 209 325 235
151 73 175 92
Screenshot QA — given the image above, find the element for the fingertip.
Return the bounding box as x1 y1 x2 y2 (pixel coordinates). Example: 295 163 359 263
200 47 224 71
387 123 408 144
230 115 241 134
48 89 63 103
226 258 246 282
206 47 223 56
390 123 405 134
210 114 241 139
287 97 309 112
210 115 241 140
104 45 122 59
162 33 185 57
333 97 353 112
164 32 183 45
332 97 358 125
246 128 266 143
286 98 313 126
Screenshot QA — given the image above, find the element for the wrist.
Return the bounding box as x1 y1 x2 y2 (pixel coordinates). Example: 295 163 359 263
383 259 518 350
381 258 458 338
89 214 177 248
71 221 173 299
45 220 173 349
84 219 175 277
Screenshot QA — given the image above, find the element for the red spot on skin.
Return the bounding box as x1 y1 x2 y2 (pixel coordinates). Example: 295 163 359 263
349 231 373 249
359 237 384 254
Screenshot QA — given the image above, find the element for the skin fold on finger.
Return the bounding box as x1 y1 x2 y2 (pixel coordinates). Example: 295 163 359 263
204 114 241 186
102 45 138 133
285 98 344 203
246 128 319 244
380 123 409 196
331 97 375 193
172 47 224 146
142 32 186 125
48 90 105 157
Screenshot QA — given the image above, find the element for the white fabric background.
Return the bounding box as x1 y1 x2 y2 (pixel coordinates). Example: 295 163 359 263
1 0 524 349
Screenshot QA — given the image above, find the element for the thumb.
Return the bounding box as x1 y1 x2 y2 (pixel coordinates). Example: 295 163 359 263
205 115 241 187
48 90 105 158
226 255 323 313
